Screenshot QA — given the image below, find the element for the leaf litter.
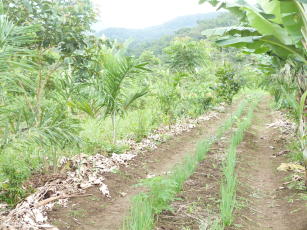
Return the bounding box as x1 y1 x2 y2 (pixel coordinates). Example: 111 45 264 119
267 111 305 188
0 109 220 230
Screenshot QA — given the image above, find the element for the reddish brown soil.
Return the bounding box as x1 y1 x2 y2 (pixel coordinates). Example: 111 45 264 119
230 98 307 230
156 97 307 230
25 172 67 189
155 134 231 230
48 102 240 230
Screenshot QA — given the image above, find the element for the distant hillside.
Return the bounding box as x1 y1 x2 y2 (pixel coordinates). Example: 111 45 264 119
96 12 220 41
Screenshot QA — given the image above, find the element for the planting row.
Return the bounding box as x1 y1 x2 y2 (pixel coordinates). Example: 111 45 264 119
122 92 263 230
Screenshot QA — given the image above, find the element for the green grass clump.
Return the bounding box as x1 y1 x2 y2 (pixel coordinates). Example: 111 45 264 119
123 194 154 230
122 95 254 230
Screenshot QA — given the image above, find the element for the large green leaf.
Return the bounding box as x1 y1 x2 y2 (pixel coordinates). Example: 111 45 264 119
260 35 305 59
216 36 262 46
202 1 294 44
200 0 307 62
279 0 306 46
259 0 282 23
215 36 270 54
215 34 305 60
242 6 293 45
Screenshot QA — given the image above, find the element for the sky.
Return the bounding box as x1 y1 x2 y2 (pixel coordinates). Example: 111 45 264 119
92 0 216 29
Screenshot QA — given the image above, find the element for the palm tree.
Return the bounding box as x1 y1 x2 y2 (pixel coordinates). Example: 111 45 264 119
100 50 149 144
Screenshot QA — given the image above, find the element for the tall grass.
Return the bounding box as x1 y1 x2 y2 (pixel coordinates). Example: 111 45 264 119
122 95 255 230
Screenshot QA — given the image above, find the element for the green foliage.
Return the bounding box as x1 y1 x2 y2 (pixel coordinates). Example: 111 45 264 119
164 37 207 73
200 0 307 169
201 0 306 63
287 139 304 163
0 6 85 204
0 164 30 206
260 61 305 122
215 65 241 104
140 177 178 214
101 51 148 116
69 36 114 81
139 50 161 67
123 193 154 230
127 109 156 142
100 50 149 143
154 71 181 124
3 0 96 55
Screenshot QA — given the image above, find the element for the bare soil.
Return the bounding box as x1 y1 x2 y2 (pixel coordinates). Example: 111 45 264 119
48 102 240 230
155 97 307 230
230 97 307 230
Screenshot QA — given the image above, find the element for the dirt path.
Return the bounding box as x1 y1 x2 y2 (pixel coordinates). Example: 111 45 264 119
48 102 241 230
156 96 307 230
231 97 307 230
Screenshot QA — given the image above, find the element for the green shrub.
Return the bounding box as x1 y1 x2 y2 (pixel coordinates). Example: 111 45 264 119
215 65 240 104
0 164 30 206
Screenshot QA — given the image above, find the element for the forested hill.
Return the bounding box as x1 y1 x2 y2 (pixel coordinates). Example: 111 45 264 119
96 12 220 41
117 12 238 56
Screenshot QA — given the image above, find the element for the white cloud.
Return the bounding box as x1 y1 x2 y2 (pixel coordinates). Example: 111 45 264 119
92 0 216 29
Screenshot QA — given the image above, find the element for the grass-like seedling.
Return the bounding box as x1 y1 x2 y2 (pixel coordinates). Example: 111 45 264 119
122 95 256 230
219 94 262 228
124 194 154 230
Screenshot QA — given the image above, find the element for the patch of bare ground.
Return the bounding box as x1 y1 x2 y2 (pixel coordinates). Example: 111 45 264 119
230 97 307 230
47 102 240 230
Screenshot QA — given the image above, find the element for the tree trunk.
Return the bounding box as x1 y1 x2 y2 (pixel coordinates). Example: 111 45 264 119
296 68 306 188
304 148 307 187
299 91 306 188
303 114 307 188
112 111 117 145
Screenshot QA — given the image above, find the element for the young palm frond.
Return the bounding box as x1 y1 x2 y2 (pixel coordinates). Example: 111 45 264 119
0 102 80 150
100 50 149 144
123 88 148 111
102 53 138 115
0 14 38 73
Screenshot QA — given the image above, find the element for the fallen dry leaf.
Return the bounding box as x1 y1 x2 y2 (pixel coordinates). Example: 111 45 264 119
273 150 290 157
277 163 305 173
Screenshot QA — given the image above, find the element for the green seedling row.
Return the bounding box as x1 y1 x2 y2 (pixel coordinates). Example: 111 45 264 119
218 94 262 228
122 94 260 230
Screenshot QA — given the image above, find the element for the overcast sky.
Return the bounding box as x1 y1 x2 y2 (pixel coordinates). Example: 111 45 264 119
92 0 216 29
